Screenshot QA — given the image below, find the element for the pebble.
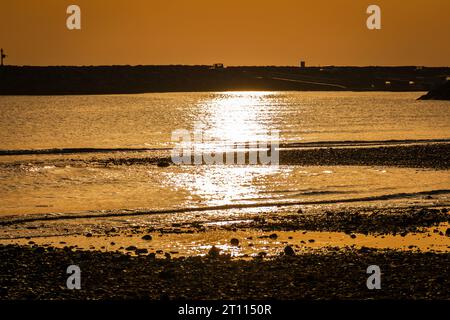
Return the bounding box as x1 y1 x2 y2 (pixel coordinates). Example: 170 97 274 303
141 235 153 241
158 269 174 280
284 246 295 256
2 244 449 300
258 252 267 258
230 238 239 246
157 161 170 168
208 246 221 258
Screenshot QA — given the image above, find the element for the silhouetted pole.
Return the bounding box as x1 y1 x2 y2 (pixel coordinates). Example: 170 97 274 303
1 48 6 66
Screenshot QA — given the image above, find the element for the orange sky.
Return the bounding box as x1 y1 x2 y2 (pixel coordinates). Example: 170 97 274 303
1 0 449 66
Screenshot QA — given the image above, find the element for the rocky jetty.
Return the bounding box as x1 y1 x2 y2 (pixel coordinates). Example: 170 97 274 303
418 81 450 100
1 66 449 95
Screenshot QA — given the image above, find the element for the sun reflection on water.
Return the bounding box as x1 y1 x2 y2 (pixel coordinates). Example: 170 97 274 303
193 91 281 151
164 166 287 207
168 92 283 208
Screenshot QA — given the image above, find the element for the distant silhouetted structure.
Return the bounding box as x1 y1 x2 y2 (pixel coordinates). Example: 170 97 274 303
212 63 224 70
300 61 306 68
0 48 6 66
1 65 448 95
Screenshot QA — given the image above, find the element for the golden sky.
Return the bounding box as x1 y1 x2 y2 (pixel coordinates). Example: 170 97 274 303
1 0 450 66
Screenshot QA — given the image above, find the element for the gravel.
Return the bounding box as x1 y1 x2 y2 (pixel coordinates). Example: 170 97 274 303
1 244 448 300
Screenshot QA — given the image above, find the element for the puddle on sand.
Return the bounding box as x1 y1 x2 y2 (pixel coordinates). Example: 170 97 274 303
2 223 449 259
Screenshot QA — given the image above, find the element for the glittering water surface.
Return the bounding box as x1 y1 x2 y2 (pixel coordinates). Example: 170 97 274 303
0 92 449 218
1 91 450 150
1 163 449 215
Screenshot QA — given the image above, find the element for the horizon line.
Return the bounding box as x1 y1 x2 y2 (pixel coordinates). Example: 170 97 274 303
3 64 450 68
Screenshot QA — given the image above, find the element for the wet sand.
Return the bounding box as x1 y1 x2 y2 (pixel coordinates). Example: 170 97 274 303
2 206 449 255
1 204 449 300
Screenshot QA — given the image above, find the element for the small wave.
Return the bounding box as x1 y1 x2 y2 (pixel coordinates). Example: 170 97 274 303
1 139 449 156
291 190 353 196
0 147 171 156
278 138 450 149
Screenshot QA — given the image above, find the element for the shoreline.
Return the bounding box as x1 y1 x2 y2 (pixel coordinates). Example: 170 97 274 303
1 198 449 300
1 142 449 300
2 204 449 300
1 204 449 257
2 143 450 169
